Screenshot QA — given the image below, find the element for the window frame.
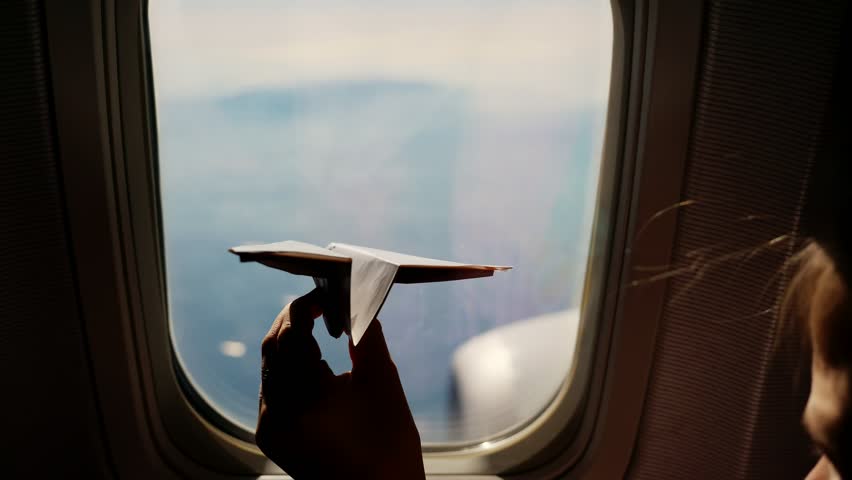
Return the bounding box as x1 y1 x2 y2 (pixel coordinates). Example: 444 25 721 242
43 0 705 477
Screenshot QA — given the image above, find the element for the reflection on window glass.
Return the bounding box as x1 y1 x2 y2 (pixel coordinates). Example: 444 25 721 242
149 0 612 444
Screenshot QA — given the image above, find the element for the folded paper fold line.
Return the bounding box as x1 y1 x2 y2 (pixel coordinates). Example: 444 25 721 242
230 241 511 345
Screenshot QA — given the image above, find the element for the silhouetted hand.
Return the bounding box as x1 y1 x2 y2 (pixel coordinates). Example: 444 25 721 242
255 288 425 479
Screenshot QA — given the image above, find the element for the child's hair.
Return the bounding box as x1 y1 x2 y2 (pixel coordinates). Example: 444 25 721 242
783 242 851 362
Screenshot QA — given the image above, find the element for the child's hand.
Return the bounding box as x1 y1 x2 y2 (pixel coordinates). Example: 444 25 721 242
255 288 425 479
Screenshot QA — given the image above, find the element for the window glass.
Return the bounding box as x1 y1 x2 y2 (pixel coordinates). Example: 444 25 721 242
149 0 612 444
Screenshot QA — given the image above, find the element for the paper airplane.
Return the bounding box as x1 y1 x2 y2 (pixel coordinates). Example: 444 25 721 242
230 241 511 345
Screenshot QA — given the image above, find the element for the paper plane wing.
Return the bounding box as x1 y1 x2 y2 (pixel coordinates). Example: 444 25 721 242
230 241 351 338
328 243 510 282
230 240 351 277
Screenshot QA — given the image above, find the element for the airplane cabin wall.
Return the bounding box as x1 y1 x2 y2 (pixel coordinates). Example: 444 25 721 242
625 1 848 478
0 0 110 477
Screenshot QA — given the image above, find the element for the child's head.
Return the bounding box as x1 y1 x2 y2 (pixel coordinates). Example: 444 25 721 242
796 17 852 478
791 243 851 479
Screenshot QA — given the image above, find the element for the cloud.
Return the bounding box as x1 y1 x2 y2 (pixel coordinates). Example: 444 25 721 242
148 0 612 113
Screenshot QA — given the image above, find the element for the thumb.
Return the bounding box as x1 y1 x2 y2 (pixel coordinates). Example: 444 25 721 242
349 319 396 377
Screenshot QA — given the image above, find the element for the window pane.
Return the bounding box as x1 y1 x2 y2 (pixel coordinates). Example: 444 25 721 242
149 0 611 444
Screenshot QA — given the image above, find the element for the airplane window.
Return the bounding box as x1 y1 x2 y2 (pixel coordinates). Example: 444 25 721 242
148 0 612 444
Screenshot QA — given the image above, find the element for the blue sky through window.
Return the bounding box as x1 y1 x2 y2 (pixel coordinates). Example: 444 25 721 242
149 0 612 443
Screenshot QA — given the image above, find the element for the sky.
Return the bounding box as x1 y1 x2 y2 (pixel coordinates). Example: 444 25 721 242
148 0 612 443
149 0 611 110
